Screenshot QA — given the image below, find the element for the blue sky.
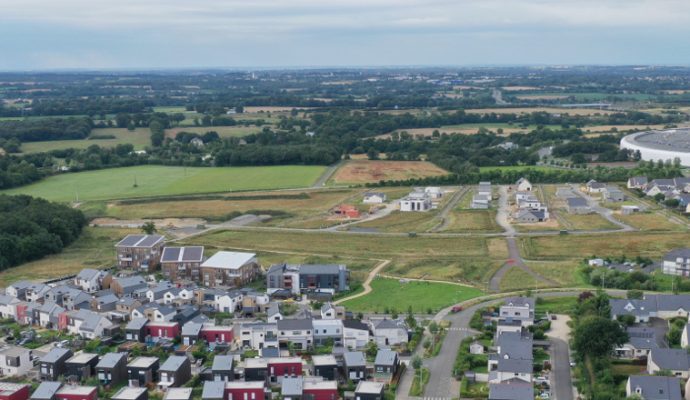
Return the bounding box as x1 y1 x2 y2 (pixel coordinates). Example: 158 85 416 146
1 0 690 70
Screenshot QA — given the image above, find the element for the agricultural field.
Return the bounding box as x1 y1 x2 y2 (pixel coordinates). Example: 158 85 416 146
349 211 440 233
385 256 505 287
520 232 690 261
2 165 326 202
614 212 685 231
19 127 152 153
465 107 615 116
442 210 501 233
0 227 135 287
558 212 618 231
165 125 263 139
526 260 587 287
329 160 448 185
499 268 552 292
340 277 484 313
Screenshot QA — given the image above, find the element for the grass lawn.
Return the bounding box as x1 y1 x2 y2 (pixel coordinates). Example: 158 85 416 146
351 211 439 233
615 212 685 231
165 126 263 139
0 227 135 287
535 296 579 316
340 277 484 313
560 213 618 230
526 261 588 287
385 257 504 287
499 267 552 292
520 232 690 261
2 165 326 202
478 165 559 173
19 128 152 153
409 368 430 397
442 210 501 232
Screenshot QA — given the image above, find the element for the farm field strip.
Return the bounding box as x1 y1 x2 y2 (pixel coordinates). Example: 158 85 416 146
329 159 448 185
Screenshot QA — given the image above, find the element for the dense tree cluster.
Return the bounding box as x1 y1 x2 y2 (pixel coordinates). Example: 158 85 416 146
0 117 92 142
0 195 86 269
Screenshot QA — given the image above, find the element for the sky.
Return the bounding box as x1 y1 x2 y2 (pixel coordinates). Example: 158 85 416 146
1 0 690 70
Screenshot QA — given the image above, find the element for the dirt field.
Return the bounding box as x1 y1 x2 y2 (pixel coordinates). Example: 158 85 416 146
244 106 312 112
501 86 541 91
466 107 615 116
330 160 448 184
517 95 570 100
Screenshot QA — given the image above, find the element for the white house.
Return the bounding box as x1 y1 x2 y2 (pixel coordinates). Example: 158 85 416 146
74 269 109 293
424 187 443 199
212 291 243 313
363 192 387 204
238 322 278 350
681 323 690 348
588 258 605 267
400 191 432 212
662 249 690 277
647 348 690 378
313 319 343 346
0 345 32 377
515 178 532 192
277 319 313 350
343 320 370 350
499 297 535 327
371 319 408 347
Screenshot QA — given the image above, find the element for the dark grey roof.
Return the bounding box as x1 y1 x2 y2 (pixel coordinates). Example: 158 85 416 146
41 348 72 363
374 319 406 330
628 375 682 400
281 377 303 396
160 355 188 372
654 295 690 312
116 234 164 248
76 268 101 281
489 382 534 400
663 249 690 262
629 176 648 185
298 264 344 275
115 276 146 289
31 381 63 400
610 298 657 317
277 318 313 331
503 297 535 309
496 358 532 373
650 348 690 371
496 331 533 360
627 327 659 350
201 381 225 400
161 246 204 263
181 322 202 336
343 319 369 331
566 197 588 207
261 347 280 358
126 317 148 330
344 351 366 367
97 353 127 369
374 349 397 366
212 355 233 371
497 318 522 327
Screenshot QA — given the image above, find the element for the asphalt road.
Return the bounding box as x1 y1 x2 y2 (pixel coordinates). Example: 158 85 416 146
549 337 574 400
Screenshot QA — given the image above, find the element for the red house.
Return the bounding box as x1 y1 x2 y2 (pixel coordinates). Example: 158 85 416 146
55 386 97 400
200 325 234 344
0 383 30 400
15 304 29 325
146 321 180 339
303 381 338 400
267 357 303 383
225 381 267 400
332 205 360 219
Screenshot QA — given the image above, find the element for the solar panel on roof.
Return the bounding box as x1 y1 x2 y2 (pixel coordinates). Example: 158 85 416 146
118 235 145 246
162 247 181 262
182 247 203 261
138 235 164 247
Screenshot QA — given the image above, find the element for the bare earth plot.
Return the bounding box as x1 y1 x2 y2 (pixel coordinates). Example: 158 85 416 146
329 160 448 185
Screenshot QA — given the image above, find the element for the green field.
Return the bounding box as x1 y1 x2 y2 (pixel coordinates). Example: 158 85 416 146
340 277 484 313
478 165 559 173
19 128 152 153
2 165 326 202
165 125 262 139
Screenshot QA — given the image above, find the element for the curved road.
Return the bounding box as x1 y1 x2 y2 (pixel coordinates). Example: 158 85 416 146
333 259 390 305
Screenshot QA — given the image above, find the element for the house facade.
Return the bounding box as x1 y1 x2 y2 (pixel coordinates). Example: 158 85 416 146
199 251 259 287
115 234 165 271
160 246 205 282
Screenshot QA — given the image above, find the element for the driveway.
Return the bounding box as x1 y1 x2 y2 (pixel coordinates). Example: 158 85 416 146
547 315 574 400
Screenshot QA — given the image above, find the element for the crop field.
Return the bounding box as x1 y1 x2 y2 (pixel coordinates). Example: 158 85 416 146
478 165 559 173
165 126 263 139
559 213 618 230
2 165 326 202
351 211 440 233
340 277 484 313
0 227 135 287
465 107 615 116
615 212 685 231
442 210 501 233
385 256 504 287
520 232 690 260
19 128 152 153
329 160 448 185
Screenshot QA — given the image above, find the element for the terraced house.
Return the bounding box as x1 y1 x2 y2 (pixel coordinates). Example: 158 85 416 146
266 264 350 296
115 234 165 271
160 246 205 281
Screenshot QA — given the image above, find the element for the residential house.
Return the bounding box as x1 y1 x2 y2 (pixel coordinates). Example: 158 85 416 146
244 358 268 382
44 286 91 311
74 269 111 293
95 353 128 387
313 319 343 346
311 355 338 381
663 249 690 277
566 197 591 214
207 290 243 313
0 346 32 377
399 191 432 212
30 382 62 400
277 319 313 350
488 382 534 400
211 355 234 382
90 293 119 313
127 357 160 387
320 303 345 320
162 288 195 306
146 282 175 304
343 351 367 382
181 322 202 346
54 386 97 400
39 348 73 381
163 388 192 400
499 297 535 327
132 304 177 323
115 298 141 319
111 387 148 400
160 246 205 282
603 186 625 202
199 323 234 345
585 180 607 193
266 304 282 322
238 322 278 351
280 377 302 400
372 319 408 347
64 353 99 381
125 318 148 342
0 295 20 320
354 381 384 400
146 321 180 341
115 234 165 271
223 382 268 400
303 380 338 400
424 187 443 199
513 208 548 223
35 302 65 329
470 342 485 355
471 194 491 209
111 276 147 297
515 178 532 192
488 332 533 384
628 176 649 190
266 264 350 296
200 251 260 287
0 383 30 400
343 319 370 350
647 348 690 378
7 281 48 302
615 327 658 359
363 192 387 204
201 381 225 400
374 348 399 383
626 375 681 400
158 356 192 389
60 309 117 339
267 357 303 384
496 319 523 336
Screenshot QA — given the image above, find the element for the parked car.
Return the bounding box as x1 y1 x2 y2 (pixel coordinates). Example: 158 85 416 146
451 306 463 313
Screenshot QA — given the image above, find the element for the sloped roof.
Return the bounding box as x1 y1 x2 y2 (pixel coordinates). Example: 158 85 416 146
628 375 682 400
201 251 256 270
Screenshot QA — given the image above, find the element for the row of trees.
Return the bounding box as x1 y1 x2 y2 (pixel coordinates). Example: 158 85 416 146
0 195 86 269
0 117 93 142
